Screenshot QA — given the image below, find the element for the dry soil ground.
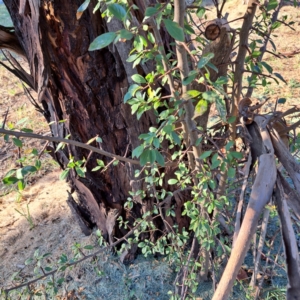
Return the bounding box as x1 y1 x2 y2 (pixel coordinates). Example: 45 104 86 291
0 1 300 299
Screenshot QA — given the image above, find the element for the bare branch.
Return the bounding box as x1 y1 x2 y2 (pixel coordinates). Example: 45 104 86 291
0 128 140 165
231 0 259 139
233 151 252 246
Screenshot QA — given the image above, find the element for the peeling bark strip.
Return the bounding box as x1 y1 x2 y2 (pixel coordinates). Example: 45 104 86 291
271 129 300 194
74 178 108 237
274 176 300 300
278 171 300 221
0 25 25 56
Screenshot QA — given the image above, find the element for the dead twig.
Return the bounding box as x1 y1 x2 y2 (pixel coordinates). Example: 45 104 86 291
2 108 9 129
233 151 252 247
250 206 270 287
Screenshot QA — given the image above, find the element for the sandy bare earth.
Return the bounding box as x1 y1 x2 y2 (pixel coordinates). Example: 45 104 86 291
0 172 84 287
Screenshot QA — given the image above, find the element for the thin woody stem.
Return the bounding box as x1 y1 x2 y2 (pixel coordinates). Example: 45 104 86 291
0 128 140 165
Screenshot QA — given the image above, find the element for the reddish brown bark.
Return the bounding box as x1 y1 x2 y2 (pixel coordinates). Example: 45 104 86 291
3 0 156 244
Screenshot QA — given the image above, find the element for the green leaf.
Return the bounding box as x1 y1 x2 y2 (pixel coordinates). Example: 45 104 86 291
131 103 140 115
182 90 201 101
131 74 147 84
227 116 236 124
58 254 68 264
77 0 90 14
163 125 173 134
133 35 146 52
2 176 19 185
271 21 281 30
171 132 181 145
184 24 195 35
12 138 22 147
277 98 286 104
202 91 218 102
198 53 214 69
168 179 178 185
89 32 117 51
215 95 227 122
127 54 139 63
43 253 52 258
206 61 218 73
147 32 155 44
17 180 26 191
199 150 212 160
252 50 261 58
186 90 201 98
145 7 159 17
22 166 37 176
16 168 23 179
230 151 243 159
195 137 203 147
20 128 33 133
96 137 103 143
118 29 133 40
194 99 208 118
196 7 206 18
4 169 17 178
140 149 156 166
92 166 101 171
57 277 65 285
153 137 160 148
16 117 28 126
35 160 42 170
273 72 287 84
17 166 37 179
261 61 273 74
75 167 86 177
154 150 165 166
148 149 156 164
139 149 148 166
163 19 184 42
225 141 234 151
107 3 127 21
59 169 69 180
25 258 34 265
215 76 228 85
132 145 144 158
55 141 64 152
182 71 198 86
267 0 278 11
124 84 141 103
93 2 101 13
97 159 105 167
228 167 236 178
83 245 94 250
211 159 221 169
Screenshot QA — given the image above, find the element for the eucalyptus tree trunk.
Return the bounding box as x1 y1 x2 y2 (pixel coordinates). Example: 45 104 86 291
3 0 157 254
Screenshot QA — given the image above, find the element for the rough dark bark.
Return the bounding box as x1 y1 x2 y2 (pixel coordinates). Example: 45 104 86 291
3 0 157 247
